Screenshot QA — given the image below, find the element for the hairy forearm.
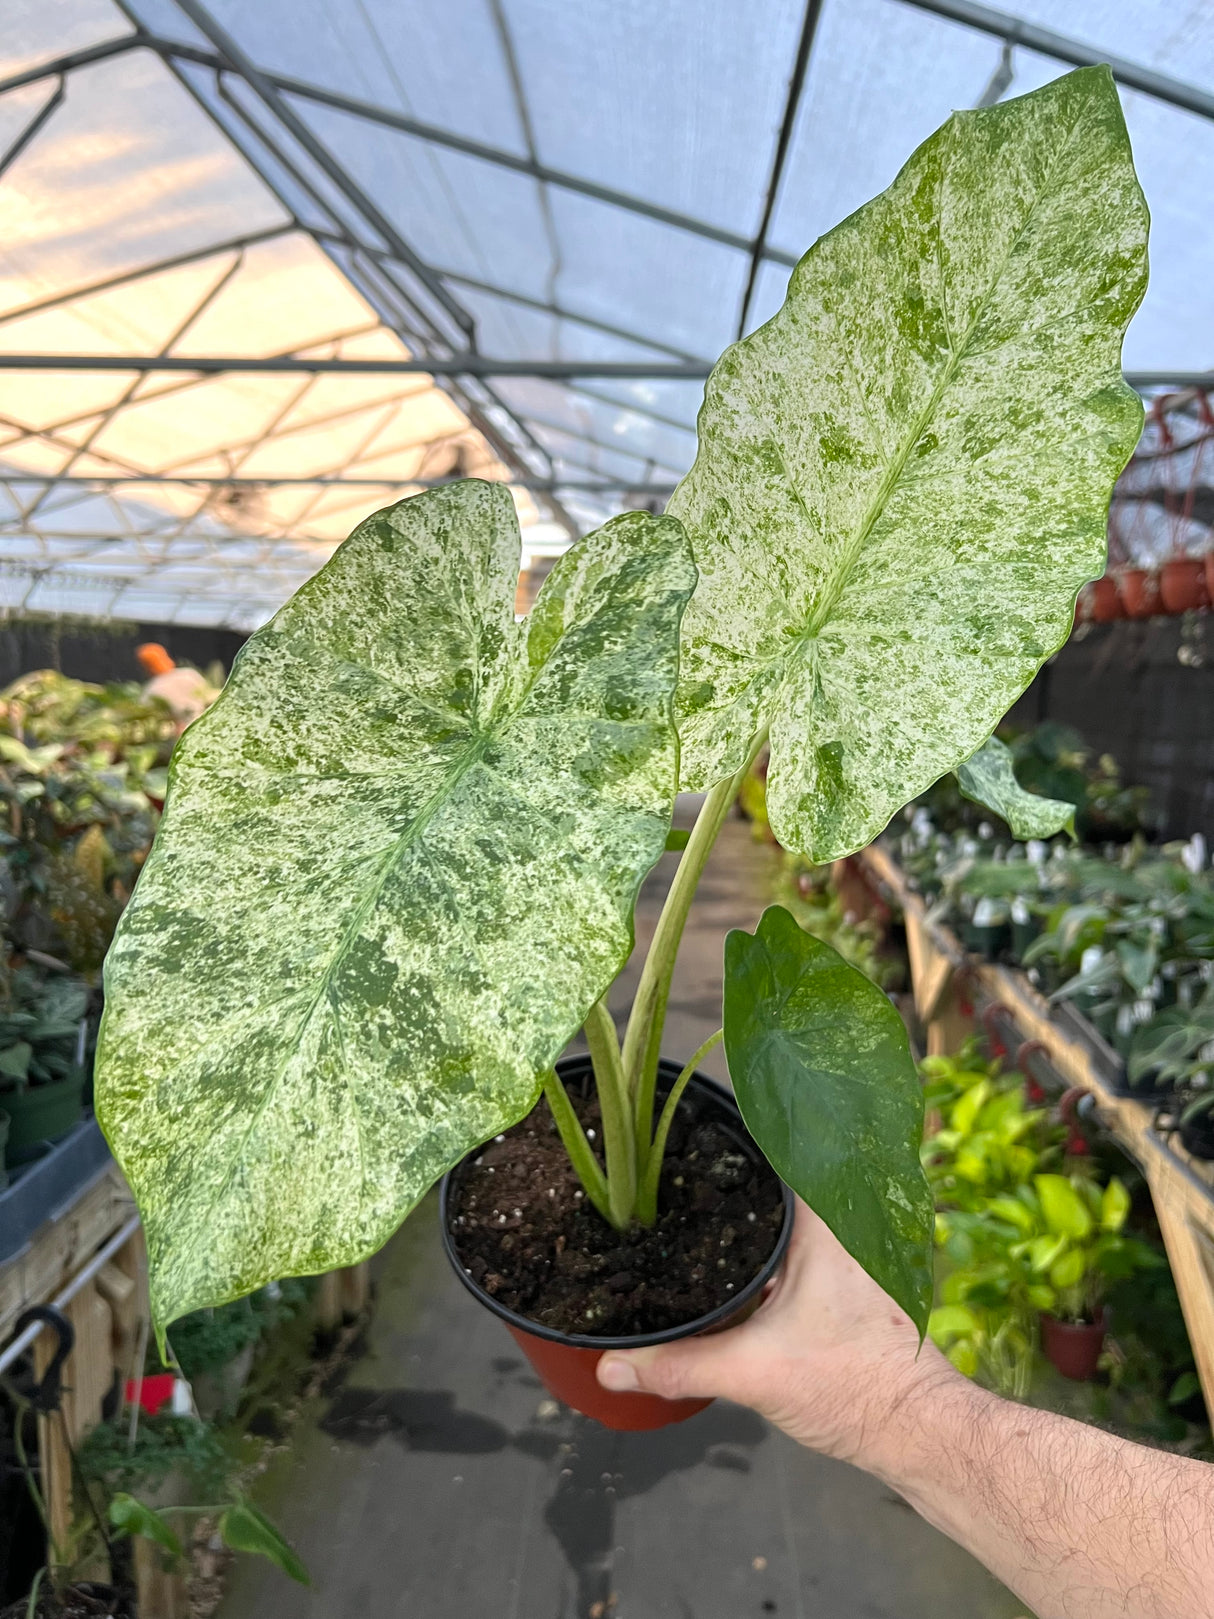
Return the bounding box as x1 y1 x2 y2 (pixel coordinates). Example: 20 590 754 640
863 1369 1214 1619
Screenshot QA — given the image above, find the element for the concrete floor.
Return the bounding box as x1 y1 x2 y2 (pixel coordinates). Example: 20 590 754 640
219 808 1025 1619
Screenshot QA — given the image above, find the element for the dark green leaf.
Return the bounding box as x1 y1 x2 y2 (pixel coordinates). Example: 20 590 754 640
723 905 934 1334
0 1042 31 1081
219 1501 310 1585
1168 1371 1201 1407
664 829 690 851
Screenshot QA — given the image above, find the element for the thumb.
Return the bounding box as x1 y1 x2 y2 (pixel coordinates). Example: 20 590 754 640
597 1331 749 1403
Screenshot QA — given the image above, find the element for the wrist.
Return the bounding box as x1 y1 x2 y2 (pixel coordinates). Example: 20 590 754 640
843 1345 985 1484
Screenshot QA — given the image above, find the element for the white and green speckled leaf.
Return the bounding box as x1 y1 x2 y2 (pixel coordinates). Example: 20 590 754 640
956 735 1076 838
724 906 934 1334
96 481 696 1334
671 66 1147 860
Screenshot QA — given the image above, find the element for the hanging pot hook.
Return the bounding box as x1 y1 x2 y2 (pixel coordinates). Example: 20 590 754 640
8 1306 75 1413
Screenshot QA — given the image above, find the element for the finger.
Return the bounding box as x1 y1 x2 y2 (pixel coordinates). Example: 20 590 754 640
597 1327 755 1402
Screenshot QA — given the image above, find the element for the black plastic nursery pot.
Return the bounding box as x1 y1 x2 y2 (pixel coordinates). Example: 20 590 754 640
961 921 1009 962
1178 1108 1214 1162
440 1057 794 1431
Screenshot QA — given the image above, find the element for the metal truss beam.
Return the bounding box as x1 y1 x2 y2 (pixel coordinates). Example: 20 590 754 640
172 0 474 340
0 34 143 97
0 355 1205 391
0 474 677 494
896 0 1214 123
737 0 824 339
0 354 708 376
0 225 295 328
108 0 577 536
401 263 709 365
0 38 796 264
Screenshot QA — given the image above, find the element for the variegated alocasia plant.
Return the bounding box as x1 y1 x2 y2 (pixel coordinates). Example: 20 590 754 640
97 65 1146 1349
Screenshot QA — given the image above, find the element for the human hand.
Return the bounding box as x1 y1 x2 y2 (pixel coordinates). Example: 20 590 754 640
597 1199 966 1469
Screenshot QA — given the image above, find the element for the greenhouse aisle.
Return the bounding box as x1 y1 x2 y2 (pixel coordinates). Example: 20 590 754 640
218 807 1023 1619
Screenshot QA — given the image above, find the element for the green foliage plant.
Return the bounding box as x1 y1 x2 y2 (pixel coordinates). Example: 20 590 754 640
921 1043 1063 1212
94 70 1148 1350
0 966 89 1092
1009 1173 1163 1325
925 1045 1060 1394
923 1049 1161 1390
78 1409 308 1587
108 1491 308 1586
774 851 898 988
0 671 172 976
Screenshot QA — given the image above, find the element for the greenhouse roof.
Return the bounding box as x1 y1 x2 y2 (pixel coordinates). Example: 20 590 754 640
0 0 1211 629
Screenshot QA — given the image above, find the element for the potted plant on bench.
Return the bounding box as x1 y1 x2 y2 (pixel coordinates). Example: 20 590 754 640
95 68 1148 1431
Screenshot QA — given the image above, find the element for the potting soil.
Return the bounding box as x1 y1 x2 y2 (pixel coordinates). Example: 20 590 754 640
449 1089 784 1337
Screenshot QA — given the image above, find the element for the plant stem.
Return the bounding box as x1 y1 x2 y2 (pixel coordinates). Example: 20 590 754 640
541 1068 612 1224
583 997 637 1228
635 1029 723 1225
5 1385 61 1570
623 734 766 1171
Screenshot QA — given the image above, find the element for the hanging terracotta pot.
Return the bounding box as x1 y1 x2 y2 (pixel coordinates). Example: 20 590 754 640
1116 568 1162 620
1159 558 1209 615
1078 576 1123 624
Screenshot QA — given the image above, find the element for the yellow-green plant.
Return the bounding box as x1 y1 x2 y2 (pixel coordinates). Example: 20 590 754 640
1007 1173 1162 1325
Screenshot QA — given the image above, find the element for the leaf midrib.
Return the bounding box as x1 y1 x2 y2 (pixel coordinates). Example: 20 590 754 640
172 553 674 1261
177 724 493 1265
785 99 1089 644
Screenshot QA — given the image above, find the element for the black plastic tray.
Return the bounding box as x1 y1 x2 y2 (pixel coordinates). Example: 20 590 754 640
0 1116 114 1266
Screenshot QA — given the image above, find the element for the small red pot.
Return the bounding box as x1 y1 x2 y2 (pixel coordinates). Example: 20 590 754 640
441 1061 794 1431
1159 558 1209 615
1116 569 1161 620
1040 1308 1106 1381
1204 552 1214 610
1078 576 1123 624
124 1372 176 1416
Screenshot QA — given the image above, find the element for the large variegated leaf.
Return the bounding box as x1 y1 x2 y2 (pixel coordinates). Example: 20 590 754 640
96 482 696 1333
956 735 1075 838
670 66 1147 860
724 906 934 1333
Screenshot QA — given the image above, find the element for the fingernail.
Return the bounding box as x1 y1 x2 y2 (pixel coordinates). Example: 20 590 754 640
597 1356 639 1392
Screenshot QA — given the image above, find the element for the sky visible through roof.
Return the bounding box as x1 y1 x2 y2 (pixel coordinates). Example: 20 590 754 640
0 0 1210 628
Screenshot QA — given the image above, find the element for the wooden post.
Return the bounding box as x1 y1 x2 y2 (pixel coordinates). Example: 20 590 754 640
925 980 976 1057
857 843 1214 1422
133 1535 192 1619
1147 1170 1214 1418
316 1262 370 1331
33 1280 114 1567
340 1261 370 1317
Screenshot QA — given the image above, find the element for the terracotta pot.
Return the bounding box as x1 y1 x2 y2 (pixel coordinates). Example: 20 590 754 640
1040 1308 1106 1381
1159 558 1209 615
1204 552 1214 610
1078 576 1123 624
1116 569 1162 620
440 1060 794 1431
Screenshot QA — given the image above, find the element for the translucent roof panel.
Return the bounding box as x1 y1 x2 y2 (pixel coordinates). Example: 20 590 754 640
0 0 1210 628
